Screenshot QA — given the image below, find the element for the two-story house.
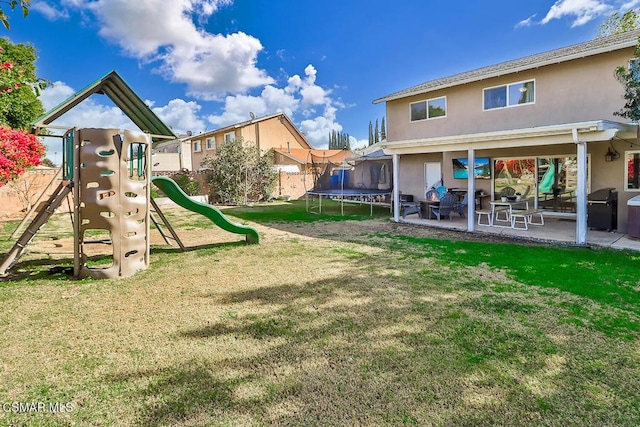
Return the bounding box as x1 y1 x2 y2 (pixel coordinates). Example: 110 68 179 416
374 30 640 243
190 112 349 172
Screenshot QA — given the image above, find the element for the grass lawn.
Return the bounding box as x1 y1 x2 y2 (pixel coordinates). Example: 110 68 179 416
1 200 639 426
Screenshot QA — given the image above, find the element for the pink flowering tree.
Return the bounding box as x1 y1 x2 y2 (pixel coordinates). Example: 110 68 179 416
0 4 45 187
0 125 44 186
0 38 47 186
0 50 22 94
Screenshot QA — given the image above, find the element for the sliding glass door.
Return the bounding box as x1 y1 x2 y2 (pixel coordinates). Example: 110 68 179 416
494 155 588 213
537 157 579 213
494 158 536 198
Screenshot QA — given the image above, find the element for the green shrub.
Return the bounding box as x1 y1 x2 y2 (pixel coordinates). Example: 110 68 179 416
171 172 201 196
203 137 277 205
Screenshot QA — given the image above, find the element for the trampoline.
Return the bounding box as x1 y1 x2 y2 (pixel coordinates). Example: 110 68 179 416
305 154 393 216
306 188 392 216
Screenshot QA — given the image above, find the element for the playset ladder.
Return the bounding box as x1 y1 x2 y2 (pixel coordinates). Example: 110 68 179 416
10 167 63 240
0 182 73 276
150 198 185 251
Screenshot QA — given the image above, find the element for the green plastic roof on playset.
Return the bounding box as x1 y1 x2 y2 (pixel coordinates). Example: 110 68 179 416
31 70 176 143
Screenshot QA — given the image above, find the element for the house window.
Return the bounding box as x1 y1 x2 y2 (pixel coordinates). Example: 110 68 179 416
206 137 215 150
224 132 236 143
193 140 201 152
625 151 640 190
483 80 535 110
410 96 447 122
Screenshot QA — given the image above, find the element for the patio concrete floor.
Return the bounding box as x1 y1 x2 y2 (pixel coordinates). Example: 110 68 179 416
400 213 640 251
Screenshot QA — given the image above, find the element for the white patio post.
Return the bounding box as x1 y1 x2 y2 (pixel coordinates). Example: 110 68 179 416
392 153 400 222
467 148 476 232
573 129 588 245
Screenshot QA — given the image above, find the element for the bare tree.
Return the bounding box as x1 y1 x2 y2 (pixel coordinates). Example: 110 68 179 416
6 170 39 211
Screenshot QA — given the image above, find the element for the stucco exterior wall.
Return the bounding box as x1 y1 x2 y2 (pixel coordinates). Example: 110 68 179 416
239 117 309 152
386 48 634 142
152 153 183 172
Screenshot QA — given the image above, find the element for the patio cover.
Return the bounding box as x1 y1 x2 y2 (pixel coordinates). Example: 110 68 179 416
380 120 636 155
382 120 638 245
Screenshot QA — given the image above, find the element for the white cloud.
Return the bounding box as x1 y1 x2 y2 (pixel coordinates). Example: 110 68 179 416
37 81 135 130
205 85 298 127
299 104 343 149
31 1 70 20
350 137 369 150
38 81 75 110
299 64 328 107
206 64 344 148
207 94 265 127
51 0 273 99
540 0 612 27
261 86 299 116
300 115 341 149
34 2 350 149
150 99 206 135
160 31 274 100
520 0 640 28
515 14 537 28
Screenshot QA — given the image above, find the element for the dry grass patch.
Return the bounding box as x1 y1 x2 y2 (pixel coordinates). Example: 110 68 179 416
0 208 639 425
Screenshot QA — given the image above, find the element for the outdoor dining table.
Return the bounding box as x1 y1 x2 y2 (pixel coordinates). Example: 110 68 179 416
489 198 530 227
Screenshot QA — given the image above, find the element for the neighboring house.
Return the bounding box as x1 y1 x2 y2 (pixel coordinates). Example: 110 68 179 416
190 112 322 170
374 30 640 243
152 135 193 172
189 112 352 199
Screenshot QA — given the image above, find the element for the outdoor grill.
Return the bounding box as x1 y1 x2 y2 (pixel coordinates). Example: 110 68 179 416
587 188 618 231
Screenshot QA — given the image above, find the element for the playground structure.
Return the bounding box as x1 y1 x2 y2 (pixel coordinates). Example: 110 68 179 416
0 71 259 279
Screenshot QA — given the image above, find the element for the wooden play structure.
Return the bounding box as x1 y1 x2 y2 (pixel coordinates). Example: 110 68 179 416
0 71 258 279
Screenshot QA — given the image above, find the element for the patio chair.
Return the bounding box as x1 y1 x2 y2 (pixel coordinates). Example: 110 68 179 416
500 186 516 197
401 201 422 219
400 194 422 219
454 192 468 217
430 193 456 221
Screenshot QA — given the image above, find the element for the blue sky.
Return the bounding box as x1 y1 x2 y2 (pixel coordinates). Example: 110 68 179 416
2 0 638 156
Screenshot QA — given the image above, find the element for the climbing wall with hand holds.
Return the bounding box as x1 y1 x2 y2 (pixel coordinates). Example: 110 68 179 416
74 128 151 279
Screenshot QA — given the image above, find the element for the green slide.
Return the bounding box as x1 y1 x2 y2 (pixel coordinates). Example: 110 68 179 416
151 176 259 244
538 162 562 194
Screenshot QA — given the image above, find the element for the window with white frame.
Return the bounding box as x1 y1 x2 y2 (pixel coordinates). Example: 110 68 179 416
193 140 201 152
625 151 640 190
206 137 215 150
483 80 535 110
224 132 236 143
410 96 447 122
